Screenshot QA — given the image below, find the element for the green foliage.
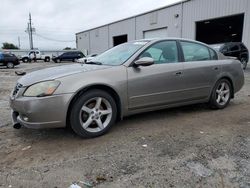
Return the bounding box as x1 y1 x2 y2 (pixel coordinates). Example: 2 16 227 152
63 47 72 50
2 42 19 49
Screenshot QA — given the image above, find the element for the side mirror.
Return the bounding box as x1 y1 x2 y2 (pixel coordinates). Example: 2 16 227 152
134 57 154 67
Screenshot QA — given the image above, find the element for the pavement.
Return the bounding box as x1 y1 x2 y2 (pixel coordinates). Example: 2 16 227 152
0 62 250 188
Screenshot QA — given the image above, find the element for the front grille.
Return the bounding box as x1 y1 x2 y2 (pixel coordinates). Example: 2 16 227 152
12 83 23 96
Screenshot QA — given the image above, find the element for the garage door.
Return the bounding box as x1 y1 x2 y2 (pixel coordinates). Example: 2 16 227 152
196 14 244 44
143 28 168 39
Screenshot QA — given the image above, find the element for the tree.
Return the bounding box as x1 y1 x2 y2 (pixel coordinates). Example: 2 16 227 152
2 42 19 49
63 47 71 50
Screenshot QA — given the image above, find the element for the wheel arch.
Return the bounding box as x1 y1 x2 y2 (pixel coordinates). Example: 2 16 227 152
213 76 235 99
66 84 122 128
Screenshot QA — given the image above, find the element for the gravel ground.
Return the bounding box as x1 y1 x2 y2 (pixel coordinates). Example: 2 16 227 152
0 62 250 188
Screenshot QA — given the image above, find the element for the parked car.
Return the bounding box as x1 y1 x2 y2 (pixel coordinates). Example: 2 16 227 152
21 50 51 63
77 54 98 63
0 52 20 68
211 42 249 69
10 38 244 138
52 51 85 63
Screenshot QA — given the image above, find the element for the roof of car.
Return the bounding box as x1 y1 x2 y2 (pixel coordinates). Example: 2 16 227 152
134 37 212 48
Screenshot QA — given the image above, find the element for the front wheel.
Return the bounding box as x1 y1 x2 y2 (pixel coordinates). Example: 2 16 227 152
6 62 14 69
22 57 29 63
240 58 248 70
70 89 117 138
209 79 232 109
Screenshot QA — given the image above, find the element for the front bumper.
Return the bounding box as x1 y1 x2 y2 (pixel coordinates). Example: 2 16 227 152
10 93 74 129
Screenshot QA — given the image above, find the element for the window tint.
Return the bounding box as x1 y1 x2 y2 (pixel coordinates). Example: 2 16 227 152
140 41 178 64
181 41 210 62
209 48 218 60
3 54 13 57
228 44 239 51
239 44 247 50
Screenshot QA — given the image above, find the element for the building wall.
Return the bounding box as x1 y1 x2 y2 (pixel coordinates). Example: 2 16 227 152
108 18 136 48
135 4 182 39
76 31 89 55
89 26 109 54
182 0 250 50
76 0 250 54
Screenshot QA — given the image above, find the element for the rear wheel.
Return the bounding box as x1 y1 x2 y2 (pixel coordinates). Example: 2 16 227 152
209 79 232 109
6 62 14 69
240 57 248 70
44 57 50 62
70 89 117 138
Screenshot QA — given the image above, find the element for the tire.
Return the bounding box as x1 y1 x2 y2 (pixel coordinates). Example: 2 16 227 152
22 57 29 63
209 79 232 109
70 89 117 138
44 57 50 62
72 58 76 62
6 62 14 69
240 57 248 70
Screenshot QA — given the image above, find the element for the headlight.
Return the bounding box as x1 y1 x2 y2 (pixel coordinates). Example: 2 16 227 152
23 80 60 97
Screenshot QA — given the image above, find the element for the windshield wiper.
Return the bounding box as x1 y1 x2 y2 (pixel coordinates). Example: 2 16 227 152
85 61 102 65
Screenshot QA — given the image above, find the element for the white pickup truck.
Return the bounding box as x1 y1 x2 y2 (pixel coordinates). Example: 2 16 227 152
21 50 51 62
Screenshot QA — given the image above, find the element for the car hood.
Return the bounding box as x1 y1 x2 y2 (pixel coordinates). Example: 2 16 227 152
18 64 112 86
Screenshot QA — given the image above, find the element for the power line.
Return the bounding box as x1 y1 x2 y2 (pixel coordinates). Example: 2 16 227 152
34 33 75 43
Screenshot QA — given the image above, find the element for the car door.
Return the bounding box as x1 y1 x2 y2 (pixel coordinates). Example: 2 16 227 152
62 52 69 61
180 41 220 100
127 40 184 109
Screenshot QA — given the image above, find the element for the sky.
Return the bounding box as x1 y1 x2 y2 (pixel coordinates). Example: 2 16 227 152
0 0 181 50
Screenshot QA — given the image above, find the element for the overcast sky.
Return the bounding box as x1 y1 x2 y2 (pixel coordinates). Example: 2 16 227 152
0 0 181 50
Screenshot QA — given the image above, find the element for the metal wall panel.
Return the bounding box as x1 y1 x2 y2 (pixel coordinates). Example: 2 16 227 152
89 26 109 54
182 0 250 49
135 4 182 39
76 32 89 53
76 0 250 53
108 18 136 48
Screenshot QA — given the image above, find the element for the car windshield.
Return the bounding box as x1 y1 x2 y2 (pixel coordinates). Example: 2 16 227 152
92 41 148 66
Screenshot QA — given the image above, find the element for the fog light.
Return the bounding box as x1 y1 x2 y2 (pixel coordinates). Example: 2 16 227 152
23 116 29 121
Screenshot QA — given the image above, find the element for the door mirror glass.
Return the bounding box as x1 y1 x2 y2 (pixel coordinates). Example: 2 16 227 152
134 57 154 67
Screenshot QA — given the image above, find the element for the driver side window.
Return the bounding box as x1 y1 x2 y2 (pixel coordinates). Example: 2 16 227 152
140 41 179 64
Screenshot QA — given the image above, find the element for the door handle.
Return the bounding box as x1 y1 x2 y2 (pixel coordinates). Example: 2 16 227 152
213 67 219 70
175 71 182 76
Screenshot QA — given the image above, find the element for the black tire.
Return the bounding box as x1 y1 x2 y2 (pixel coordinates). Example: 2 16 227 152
22 57 29 63
240 57 248 70
209 79 232 109
70 89 117 138
72 58 76 62
6 62 14 69
44 57 50 62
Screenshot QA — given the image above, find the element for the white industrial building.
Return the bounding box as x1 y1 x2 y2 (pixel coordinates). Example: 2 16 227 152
76 0 250 55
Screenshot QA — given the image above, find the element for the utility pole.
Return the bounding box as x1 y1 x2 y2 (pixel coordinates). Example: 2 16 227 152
26 13 35 50
29 13 34 50
18 36 21 49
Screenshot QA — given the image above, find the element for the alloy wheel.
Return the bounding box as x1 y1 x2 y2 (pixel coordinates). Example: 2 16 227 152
79 97 112 133
215 82 230 106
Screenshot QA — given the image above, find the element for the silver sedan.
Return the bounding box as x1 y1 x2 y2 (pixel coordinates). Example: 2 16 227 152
10 38 244 138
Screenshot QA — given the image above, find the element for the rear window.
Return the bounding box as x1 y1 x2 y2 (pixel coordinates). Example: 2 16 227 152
180 41 210 62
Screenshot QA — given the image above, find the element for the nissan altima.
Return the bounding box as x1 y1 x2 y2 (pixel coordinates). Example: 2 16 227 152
10 38 244 138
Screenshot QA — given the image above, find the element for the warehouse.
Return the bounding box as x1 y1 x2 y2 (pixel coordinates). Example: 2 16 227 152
76 0 250 55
